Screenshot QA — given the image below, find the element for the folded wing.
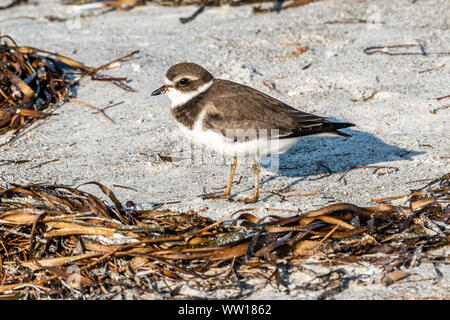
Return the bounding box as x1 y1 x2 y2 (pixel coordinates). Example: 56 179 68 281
203 79 355 140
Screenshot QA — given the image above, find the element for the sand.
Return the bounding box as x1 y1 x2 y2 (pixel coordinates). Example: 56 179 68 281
0 0 449 299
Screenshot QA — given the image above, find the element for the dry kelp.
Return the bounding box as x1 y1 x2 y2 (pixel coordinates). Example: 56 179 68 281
60 0 315 23
0 0 27 10
63 0 277 7
0 35 138 141
0 174 448 299
0 0 318 24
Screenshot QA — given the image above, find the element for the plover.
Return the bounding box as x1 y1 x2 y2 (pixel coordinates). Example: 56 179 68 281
152 62 354 203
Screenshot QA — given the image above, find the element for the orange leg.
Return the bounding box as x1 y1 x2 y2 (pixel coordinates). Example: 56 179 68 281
234 161 260 204
203 156 237 200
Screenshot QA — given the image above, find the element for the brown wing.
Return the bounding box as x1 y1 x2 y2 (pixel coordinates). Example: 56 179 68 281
202 79 354 139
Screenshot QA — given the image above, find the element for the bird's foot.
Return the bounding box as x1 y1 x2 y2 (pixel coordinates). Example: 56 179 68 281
231 195 259 204
201 192 231 200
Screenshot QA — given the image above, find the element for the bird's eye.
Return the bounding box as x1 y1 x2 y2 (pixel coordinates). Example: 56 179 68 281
178 78 190 86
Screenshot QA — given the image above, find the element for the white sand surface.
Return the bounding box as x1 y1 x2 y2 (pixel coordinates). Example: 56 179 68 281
0 0 449 299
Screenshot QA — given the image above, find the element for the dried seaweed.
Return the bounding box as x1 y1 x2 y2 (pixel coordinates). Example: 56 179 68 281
0 0 27 10
364 44 450 56
0 0 320 25
429 104 450 115
0 173 448 299
0 36 138 142
276 45 309 58
63 0 277 7
253 0 314 14
59 0 316 23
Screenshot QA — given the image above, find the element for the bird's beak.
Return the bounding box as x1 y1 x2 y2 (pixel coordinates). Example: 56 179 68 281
151 85 167 96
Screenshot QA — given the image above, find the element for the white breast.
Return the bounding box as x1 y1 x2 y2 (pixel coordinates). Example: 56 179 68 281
178 109 302 158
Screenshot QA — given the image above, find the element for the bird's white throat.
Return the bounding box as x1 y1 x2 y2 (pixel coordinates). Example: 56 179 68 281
165 79 214 108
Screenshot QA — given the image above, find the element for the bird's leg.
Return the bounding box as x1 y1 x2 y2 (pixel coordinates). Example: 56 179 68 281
234 160 260 203
224 156 238 197
202 156 237 200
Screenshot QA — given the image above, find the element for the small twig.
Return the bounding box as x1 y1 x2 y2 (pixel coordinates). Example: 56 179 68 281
30 159 59 169
0 0 26 10
90 50 139 74
158 154 186 162
397 295 450 300
364 44 450 56
429 104 450 114
0 16 36 24
112 184 138 192
362 90 377 101
354 165 399 175
29 212 46 251
276 46 309 58
418 64 445 74
211 176 242 190
44 15 68 22
101 101 125 111
111 80 137 92
317 161 333 175
253 0 314 14
91 76 129 82
433 94 450 101
370 187 448 202
350 90 377 102
91 101 125 114
151 200 182 209
318 225 339 245
0 159 30 164
69 98 115 124
338 165 398 183
263 207 299 213
262 80 279 93
405 178 434 184
279 42 302 47
179 2 209 24
286 190 320 197
0 226 46 244
325 19 382 24
337 169 350 185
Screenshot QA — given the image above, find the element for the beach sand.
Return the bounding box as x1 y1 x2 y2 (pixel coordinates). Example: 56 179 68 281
0 0 448 299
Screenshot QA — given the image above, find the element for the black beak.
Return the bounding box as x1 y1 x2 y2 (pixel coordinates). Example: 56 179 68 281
151 85 166 96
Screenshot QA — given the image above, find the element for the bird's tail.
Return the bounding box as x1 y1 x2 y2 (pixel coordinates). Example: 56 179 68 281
331 122 355 138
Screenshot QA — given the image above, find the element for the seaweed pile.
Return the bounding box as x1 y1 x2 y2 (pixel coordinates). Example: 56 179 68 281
0 174 448 299
0 36 138 143
0 36 73 137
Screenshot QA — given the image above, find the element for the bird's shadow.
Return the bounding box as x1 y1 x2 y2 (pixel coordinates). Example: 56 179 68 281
233 127 424 200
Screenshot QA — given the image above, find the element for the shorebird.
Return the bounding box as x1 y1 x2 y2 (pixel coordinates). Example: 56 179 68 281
152 62 354 203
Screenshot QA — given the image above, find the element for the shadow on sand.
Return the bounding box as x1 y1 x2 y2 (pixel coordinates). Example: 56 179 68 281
245 127 425 200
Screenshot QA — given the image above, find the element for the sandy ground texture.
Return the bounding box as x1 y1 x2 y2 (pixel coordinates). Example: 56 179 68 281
0 0 449 299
